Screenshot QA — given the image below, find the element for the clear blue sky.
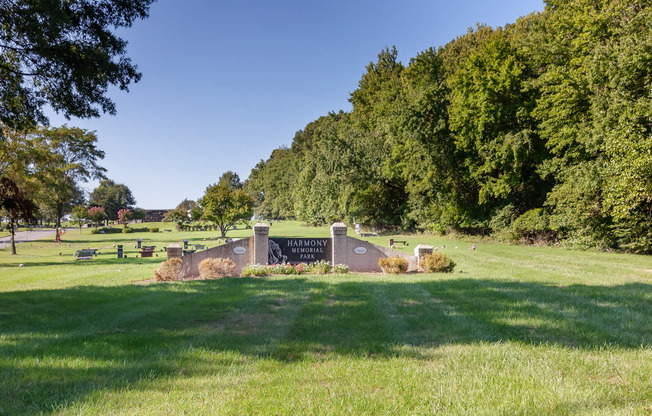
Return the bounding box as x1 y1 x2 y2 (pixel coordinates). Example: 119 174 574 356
48 0 545 209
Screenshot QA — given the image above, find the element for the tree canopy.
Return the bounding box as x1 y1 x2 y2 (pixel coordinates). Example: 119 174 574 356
0 0 155 132
245 0 652 253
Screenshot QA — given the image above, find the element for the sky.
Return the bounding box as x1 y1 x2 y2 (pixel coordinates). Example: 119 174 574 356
47 0 545 209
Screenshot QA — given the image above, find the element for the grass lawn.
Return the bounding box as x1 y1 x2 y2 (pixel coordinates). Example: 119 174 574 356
1 221 651 415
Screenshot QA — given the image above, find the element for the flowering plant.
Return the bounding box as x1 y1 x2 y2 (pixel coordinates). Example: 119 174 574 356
87 206 106 229
242 264 269 277
333 264 350 274
118 208 132 228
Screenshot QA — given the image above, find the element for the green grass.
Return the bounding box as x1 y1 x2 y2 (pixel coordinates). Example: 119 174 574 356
1 222 652 414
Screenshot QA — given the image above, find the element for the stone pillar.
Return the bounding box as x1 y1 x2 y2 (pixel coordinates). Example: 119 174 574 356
166 243 182 260
331 222 348 266
414 244 434 270
253 223 269 265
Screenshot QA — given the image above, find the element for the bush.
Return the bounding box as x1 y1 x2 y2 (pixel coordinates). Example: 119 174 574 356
150 227 159 233
512 208 557 245
90 229 98 235
333 264 349 274
154 258 184 282
241 264 269 277
268 263 306 275
122 228 133 234
378 256 408 274
307 260 331 274
199 257 235 279
419 253 455 273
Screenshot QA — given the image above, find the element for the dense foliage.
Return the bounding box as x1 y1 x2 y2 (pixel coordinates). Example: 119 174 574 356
246 0 652 253
0 0 155 133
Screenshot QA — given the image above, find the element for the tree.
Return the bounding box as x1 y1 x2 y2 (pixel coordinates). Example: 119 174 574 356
0 176 36 254
87 206 106 230
131 207 147 222
32 125 106 229
200 183 254 237
164 199 202 223
218 171 243 190
117 208 132 228
89 179 136 222
70 205 88 234
0 0 155 133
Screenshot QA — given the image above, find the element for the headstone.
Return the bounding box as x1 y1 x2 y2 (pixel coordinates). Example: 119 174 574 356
136 239 142 248
182 239 189 249
117 245 123 259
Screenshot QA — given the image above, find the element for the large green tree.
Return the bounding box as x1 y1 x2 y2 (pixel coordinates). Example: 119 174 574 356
89 179 135 223
200 183 253 238
0 0 155 133
32 125 106 228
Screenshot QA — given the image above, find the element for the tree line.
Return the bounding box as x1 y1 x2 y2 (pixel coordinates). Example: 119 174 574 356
245 0 652 253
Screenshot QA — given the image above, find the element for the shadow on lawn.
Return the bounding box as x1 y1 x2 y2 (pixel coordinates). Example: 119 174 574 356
0 277 650 413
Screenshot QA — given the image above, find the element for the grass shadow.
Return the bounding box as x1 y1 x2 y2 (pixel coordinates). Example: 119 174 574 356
1 276 650 413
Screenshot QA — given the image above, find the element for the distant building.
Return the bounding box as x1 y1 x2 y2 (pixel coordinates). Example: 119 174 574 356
145 209 169 222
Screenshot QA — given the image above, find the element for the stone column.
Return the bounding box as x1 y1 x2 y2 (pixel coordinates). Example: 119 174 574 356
253 223 269 265
331 222 348 266
166 243 182 260
414 244 434 270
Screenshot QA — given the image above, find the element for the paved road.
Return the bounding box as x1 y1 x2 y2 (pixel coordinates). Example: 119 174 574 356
0 229 57 249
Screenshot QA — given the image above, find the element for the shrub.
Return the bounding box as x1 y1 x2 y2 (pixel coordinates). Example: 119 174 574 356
419 253 455 273
512 208 556 245
122 228 133 234
268 263 305 275
90 229 98 235
199 257 235 279
242 264 269 277
154 258 184 281
333 263 349 274
378 256 408 274
307 260 331 274
150 227 159 233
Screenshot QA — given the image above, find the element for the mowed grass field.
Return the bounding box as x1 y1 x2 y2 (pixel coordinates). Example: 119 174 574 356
1 221 651 415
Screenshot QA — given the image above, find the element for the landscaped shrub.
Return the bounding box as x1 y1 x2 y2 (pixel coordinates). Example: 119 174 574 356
154 258 184 281
198 257 235 279
307 260 331 274
150 227 159 233
378 256 408 274
419 253 456 273
122 228 133 234
333 263 350 274
90 229 98 234
241 264 269 277
268 263 304 275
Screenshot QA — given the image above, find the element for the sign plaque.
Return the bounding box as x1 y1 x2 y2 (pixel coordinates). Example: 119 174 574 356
269 238 332 264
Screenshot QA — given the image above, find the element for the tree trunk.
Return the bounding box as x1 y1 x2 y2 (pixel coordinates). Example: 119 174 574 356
9 220 16 255
56 201 63 229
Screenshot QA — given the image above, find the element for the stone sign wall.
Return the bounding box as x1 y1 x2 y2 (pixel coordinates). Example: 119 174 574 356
179 222 418 277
